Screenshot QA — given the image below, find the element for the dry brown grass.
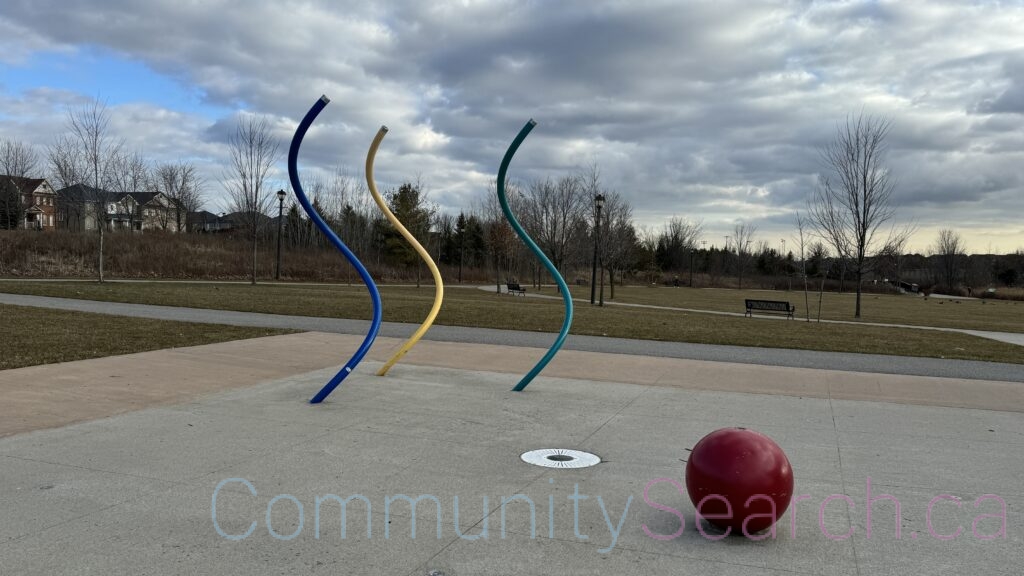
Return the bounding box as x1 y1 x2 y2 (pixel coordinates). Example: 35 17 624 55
1 303 294 370
0 230 492 283
1 281 1021 365
567 284 1024 333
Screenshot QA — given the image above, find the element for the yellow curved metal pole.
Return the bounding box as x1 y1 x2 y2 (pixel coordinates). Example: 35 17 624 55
365 126 445 375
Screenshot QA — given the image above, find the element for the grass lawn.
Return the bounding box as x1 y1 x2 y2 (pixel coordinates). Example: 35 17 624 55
566 284 1024 333
0 303 295 370
0 280 1020 365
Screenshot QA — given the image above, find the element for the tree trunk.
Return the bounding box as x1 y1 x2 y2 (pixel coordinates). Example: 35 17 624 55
802 270 810 323
251 229 257 285
609 267 616 300
854 269 863 319
817 274 826 322
97 224 104 283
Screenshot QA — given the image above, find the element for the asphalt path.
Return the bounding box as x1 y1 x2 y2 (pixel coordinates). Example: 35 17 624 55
2 291 1022 383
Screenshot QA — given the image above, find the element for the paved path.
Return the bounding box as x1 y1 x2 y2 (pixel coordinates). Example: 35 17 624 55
3 292 1023 383
485 285 1024 346
4 331 1023 440
1 338 1021 574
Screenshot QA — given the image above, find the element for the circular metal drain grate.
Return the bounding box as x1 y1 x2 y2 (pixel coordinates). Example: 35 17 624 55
520 448 601 469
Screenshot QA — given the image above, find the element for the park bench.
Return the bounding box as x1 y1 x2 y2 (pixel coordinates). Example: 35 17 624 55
506 282 526 296
745 299 795 319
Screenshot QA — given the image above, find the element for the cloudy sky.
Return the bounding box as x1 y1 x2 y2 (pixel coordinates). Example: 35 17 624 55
2 0 1022 253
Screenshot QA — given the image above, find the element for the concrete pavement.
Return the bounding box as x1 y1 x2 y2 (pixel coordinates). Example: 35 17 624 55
0 333 1020 575
3 331 1023 440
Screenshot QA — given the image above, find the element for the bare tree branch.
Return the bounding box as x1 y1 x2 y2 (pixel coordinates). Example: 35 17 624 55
66 98 123 281
808 113 899 318
222 114 280 285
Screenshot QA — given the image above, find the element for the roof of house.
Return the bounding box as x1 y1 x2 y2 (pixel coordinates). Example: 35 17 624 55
222 211 272 224
127 192 161 205
56 184 118 202
1 175 51 195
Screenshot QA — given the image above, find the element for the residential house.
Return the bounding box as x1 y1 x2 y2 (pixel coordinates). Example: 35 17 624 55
221 211 272 234
56 185 182 231
129 192 182 231
185 211 276 235
0 175 57 230
187 210 233 233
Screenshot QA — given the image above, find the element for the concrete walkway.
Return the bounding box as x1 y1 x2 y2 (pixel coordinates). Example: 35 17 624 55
4 331 1023 440
0 333 1020 575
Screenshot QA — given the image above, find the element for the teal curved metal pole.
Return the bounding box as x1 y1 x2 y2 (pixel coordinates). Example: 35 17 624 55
289 95 383 404
496 119 574 392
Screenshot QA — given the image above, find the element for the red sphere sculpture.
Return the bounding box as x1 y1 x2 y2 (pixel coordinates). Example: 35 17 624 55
685 427 793 535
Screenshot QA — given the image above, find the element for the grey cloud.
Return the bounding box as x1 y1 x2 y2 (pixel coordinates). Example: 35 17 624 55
2 1 1024 251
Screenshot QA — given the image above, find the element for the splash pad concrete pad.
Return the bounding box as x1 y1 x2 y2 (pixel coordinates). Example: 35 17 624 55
0 335 1020 575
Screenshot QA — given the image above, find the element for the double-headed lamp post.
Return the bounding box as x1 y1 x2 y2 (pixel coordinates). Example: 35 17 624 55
275 189 287 281
589 193 605 305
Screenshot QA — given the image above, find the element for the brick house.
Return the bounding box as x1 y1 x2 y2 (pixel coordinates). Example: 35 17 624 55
0 175 58 230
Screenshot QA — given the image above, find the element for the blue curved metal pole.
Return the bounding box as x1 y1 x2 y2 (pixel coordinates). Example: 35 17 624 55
496 119 574 392
289 95 383 404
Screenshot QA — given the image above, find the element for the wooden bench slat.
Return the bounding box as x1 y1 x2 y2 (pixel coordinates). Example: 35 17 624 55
744 299 795 319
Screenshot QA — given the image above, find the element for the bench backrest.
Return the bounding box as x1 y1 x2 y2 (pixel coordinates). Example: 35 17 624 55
745 299 792 311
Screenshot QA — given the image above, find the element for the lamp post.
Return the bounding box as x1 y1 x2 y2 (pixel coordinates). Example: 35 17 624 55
589 193 605 305
275 189 286 281
689 244 695 287
700 239 707 285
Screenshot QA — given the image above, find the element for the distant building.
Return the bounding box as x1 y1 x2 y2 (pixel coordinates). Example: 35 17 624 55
187 210 233 233
185 210 276 234
0 175 57 230
56 185 182 232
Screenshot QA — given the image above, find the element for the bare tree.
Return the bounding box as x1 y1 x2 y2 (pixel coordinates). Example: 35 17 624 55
321 167 359 224
579 164 639 300
522 175 587 289
732 221 757 289
656 216 704 275
435 211 455 266
932 228 966 293
1 139 40 229
156 161 203 231
876 222 916 292
67 98 123 282
808 240 829 320
810 113 898 318
0 139 38 177
108 150 151 231
223 115 280 285
47 135 87 190
47 135 90 231
598 191 637 300
479 180 524 292
634 224 661 284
